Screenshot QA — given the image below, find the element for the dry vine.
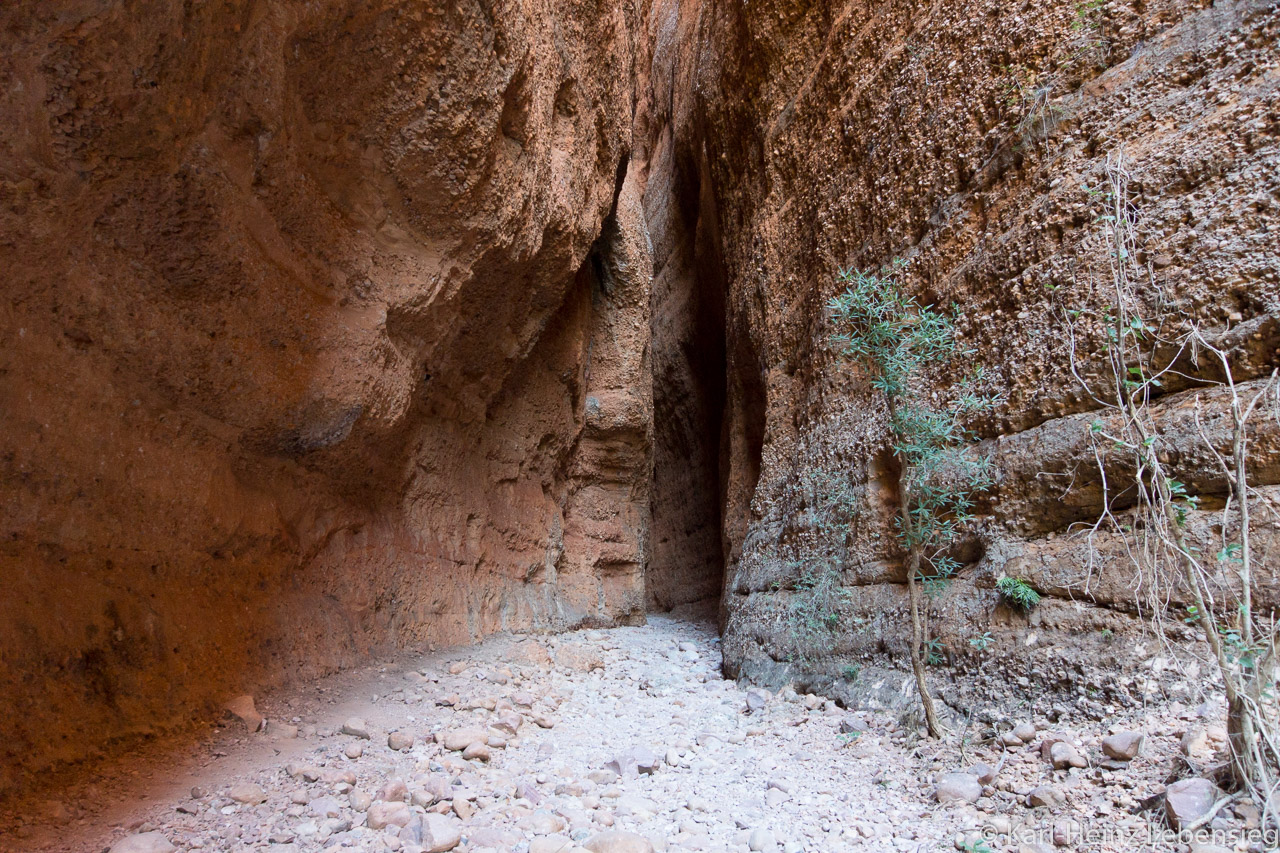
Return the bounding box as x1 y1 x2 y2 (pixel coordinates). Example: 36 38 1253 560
1063 149 1279 820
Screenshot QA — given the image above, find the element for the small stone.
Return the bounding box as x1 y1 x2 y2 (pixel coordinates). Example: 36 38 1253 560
999 731 1024 748
525 810 568 834
388 730 416 751
463 741 491 762
1028 785 1066 809
273 722 299 739
310 796 342 818
1165 778 1222 830
1049 742 1086 770
839 716 868 734
286 763 322 782
228 782 267 805
1101 731 1143 761
379 778 408 802
531 835 574 853
109 833 177 853
223 695 264 732
1012 722 1037 742
935 773 982 805
748 828 778 851
367 801 412 830
420 813 463 852
556 643 604 672
350 790 372 811
453 797 474 820
448 661 467 674
1181 729 1210 756
969 763 998 785
340 718 371 739
512 640 553 667
583 831 656 853
344 742 364 759
492 711 524 735
440 728 487 751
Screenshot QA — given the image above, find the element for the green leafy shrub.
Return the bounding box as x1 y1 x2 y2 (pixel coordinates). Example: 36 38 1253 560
996 576 1041 612
829 263 1000 736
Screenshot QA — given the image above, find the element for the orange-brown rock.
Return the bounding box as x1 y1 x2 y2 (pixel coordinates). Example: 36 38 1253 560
639 0 1280 700
0 0 647 795
3 0 1279 799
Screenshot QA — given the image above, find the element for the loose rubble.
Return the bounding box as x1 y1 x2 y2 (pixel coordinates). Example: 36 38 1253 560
2 617 1266 852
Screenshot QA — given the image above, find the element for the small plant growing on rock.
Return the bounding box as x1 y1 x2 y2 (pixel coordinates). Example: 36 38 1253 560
830 264 1000 736
996 576 1041 612
969 632 994 652
782 469 857 662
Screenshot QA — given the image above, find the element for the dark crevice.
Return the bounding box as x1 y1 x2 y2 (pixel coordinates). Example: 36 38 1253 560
647 148 730 614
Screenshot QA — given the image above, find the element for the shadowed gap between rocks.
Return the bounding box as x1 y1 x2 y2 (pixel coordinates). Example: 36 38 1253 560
646 147 731 619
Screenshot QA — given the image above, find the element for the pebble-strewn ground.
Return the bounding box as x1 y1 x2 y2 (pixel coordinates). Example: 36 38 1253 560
0 617 1263 853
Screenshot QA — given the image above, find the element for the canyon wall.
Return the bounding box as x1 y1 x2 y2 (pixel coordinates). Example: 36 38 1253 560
2 0 1278 798
0 0 651 795
647 0 1280 712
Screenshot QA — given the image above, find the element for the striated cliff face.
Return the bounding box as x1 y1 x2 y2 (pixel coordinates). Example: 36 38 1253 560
0 0 650 794
2 0 1277 796
649 0 1280 709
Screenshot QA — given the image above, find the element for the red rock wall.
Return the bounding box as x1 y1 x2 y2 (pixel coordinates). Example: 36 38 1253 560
637 0 1280 705
0 0 649 794
3 0 1278 796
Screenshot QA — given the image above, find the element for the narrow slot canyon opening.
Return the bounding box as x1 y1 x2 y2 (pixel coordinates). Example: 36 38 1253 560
646 155 730 617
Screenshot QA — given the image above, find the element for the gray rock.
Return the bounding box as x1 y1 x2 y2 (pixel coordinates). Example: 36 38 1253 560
419 813 463 852
1049 741 1087 770
1038 733 1068 761
228 782 267 805
378 777 408 802
1028 785 1066 809
492 711 524 735
606 745 659 778
1012 722 1037 742
310 796 342 818
583 831 656 853
340 717 371 739
440 728 487 751
1101 731 1143 761
935 773 982 804
839 716 868 735
530 836 574 853
1165 778 1222 830
748 828 778 851
746 689 769 713
969 763 998 785
286 763 322 782
462 741 491 762
367 801 412 830
109 833 176 853
388 730 416 751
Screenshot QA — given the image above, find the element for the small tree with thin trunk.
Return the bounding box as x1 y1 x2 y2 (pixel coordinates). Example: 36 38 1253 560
829 263 999 738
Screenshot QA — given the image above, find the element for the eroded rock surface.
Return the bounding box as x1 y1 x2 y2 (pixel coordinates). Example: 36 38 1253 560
644 0 1280 700
0 0 647 795
2 0 1277 804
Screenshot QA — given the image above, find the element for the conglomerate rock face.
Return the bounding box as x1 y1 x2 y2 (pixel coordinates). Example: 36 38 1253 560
651 0 1280 709
2 0 1278 797
0 0 648 794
